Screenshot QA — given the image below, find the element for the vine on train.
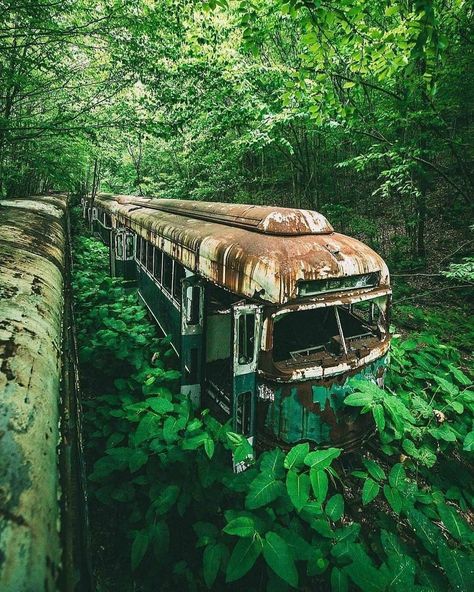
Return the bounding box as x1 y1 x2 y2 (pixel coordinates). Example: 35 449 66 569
72 225 473 591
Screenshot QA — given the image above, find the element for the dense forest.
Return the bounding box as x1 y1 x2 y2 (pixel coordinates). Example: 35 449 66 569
1 1 473 591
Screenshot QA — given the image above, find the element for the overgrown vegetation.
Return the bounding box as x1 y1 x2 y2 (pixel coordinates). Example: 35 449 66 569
73 225 474 592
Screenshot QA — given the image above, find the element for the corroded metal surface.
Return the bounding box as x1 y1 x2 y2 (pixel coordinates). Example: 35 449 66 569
0 195 67 591
94 194 390 305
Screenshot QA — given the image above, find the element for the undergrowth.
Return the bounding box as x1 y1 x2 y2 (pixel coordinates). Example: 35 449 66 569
72 228 474 592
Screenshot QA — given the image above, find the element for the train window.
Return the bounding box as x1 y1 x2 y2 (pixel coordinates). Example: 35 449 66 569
173 263 185 302
236 392 252 436
146 243 153 272
125 234 134 259
154 248 163 283
163 254 173 292
140 238 146 266
105 213 112 227
115 234 124 259
186 286 201 325
238 312 255 365
273 300 382 364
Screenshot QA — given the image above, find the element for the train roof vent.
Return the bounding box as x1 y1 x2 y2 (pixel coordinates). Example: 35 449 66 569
114 196 334 236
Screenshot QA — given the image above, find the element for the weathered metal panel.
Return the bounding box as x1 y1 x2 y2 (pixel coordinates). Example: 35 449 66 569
0 196 66 591
93 195 390 305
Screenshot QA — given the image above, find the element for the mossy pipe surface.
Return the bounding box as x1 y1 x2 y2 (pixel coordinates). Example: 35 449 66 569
0 195 66 592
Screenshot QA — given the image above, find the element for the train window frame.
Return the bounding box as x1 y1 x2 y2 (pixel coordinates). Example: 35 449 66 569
173 261 185 304
162 253 173 294
139 237 146 266
237 311 256 365
146 242 154 273
124 233 134 259
154 247 163 284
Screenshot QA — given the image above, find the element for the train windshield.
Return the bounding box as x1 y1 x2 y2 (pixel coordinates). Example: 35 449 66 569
273 297 388 365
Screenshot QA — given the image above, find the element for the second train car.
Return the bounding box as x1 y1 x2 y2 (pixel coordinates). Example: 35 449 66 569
84 194 391 449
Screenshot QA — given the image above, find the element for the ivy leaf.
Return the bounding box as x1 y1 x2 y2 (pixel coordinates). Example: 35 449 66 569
146 397 174 414
223 516 256 538
362 478 380 505
284 442 309 470
437 503 472 542
326 494 344 522
152 484 180 515
383 485 402 514
304 447 341 470
129 449 148 472
344 392 374 407
310 468 328 503
286 469 310 511
372 403 385 432
406 508 438 553
438 542 474 592
331 566 349 592
246 471 285 509
262 531 298 588
131 529 149 570
363 459 385 481
462 431 474 452
135 413 161 445
203 542 226 589
226 536 262 583
389 463 406 490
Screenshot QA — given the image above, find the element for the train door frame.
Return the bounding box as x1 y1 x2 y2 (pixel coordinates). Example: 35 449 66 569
231 302 263 445
180 276 205 408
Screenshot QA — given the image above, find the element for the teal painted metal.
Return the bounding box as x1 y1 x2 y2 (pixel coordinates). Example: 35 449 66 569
261 355 387 446
137 266 181 352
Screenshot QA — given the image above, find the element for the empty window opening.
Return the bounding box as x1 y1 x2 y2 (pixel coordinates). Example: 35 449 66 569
146 243 153 273
273 300 385 364
163 254 173 292
139 237 146 266
173 263 186 303
154 248 163 282
238 312 255 365
186 286 201 325
125 234 134 259
115 234 124 258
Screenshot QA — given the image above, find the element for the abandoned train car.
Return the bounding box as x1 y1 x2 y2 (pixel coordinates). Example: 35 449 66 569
85 194 391 449
0 194 90 591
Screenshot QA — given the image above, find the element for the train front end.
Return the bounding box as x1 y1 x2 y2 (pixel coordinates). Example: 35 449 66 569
255 239 391 450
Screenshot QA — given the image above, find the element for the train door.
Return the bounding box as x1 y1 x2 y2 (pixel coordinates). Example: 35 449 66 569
232 303 262 445
180 276 205 408
111 230 136 282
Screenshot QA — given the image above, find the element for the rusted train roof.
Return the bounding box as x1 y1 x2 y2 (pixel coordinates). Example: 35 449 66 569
0 194 67 590
110 195 334 235
95 194 390 304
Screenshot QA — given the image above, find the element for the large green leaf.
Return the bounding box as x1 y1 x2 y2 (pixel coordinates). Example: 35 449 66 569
223 516 256 538
262 531 299 588
437 503 472 543
331 566 349 592
310 468 329 503
286 469 310 511
406 508 439 553
246 471 285 509
389 463 407 490
438 543 474 592
304 447 342 470
362 478 380 505
203 542 226 589
131 529 149 570
284 442 310 470
326 494 344 522
226 536 262 583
